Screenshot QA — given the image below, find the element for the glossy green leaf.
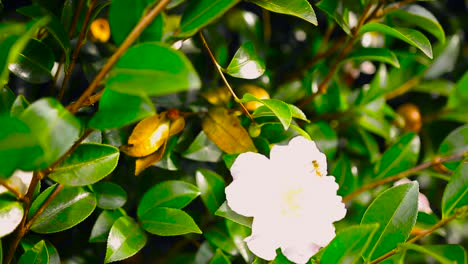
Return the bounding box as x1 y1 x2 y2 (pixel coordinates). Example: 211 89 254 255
387 4 445 44
0 18 49 85
195 242 215 264
30 186 97 233
18 240 48 264
413 79 454 96
90 209 126 243
17 5 71 65
332 154 356 196
248 0 317 25
48 143 119 186
177 0 240 38
226 220 252 262
321 224 379 264
356 109 391 140
425 35 461 80
89 88 155 130
438 124 468 170
0 115 43 178
0 85 15 113
359 23 433 58
20 98 81 169
0 200 24 238
106 43 201 96
442 161 468 218
137 180 200 218
374 133 420 179
196 169 226 215
447 71 468 112
92 182 127 210
10 95 30 116
109 0 164 45
8 38 55 83
316 0 350 35
404 244 466 264
215 202 252 228
242 93 292 129
205 224 238 255
343 48 400 68
361 182 419 261
210 249 231 264
105 216 147 263
139 207 202 236
225 41 265 79
182 131 223 162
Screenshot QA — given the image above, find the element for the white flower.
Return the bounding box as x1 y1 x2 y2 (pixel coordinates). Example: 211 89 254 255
0 170 33 195
225 136 347 264
394 178 432 214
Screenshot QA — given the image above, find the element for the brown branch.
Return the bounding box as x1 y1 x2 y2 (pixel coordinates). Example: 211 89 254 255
343 151 467 203
24 184 65 231
369 205 465 264
67 0 172 113
385 76 421 100
199 31 255 122
58 0 97 100
375 0 418 18
68 0 86 38
0 178 23 198
3 130 92 264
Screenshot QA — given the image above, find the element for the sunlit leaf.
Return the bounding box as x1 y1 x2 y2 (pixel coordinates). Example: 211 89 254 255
105 216 147 263
225 41 265 79
242 93 292 130
215 202 252 228
0 200 24 238
202 107 257 154
343 48 400 68
182 131 223 162
90 209 126 243
139 206 202 236
247 0 317 25
196 169 226 214
93 182 127 210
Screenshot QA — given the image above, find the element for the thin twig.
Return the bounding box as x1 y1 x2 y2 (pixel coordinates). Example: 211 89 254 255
199 31 255 122
343 151 467 203
375 0 418 18
67 0 171 113
58 0 97 100
385 76 420 100
0 179 23 198
24 184 65 230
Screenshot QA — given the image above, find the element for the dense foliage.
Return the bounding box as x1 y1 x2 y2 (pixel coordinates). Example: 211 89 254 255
0 0 467 263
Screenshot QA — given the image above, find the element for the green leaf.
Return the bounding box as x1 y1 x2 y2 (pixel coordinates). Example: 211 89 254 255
18 240 48 264
17 4 71 65
139 207 202 236
30 186 97 233
90 209 126 243
176 0 240 38
447 71 468 112
404 244 466 264
359 23 433 58
0 85 15 113
226 220 252 262
137 180 200 218
210 249 231 264
92 182 127 210
413 79 454 96
20 98 81 169
438 124 468 170
304 121 338 159
332 154 356 196
356 109 391 140
182 131 223 162
361 182 419 261
106 43 201 96
10 95 30 116
215 202 252 228
387 4 445 44
105 216 147 263
442 161 468 218
196 169 226 215
0 115 42 177
0 200 24 238
89 89 155 130
48 143 119 186
205 224 238 255
8 38 55 83
425 35 461 80
374 133 420 179
242 93 292 130
321 224 379 264
109 0 164 45
225 41 265 79
316 0 350 35
0 18 49 85
247 0 317 25
343 48 400 68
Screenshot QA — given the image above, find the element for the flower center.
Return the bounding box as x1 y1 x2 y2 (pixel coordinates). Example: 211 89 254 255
312 160 322 177
280 187 304 216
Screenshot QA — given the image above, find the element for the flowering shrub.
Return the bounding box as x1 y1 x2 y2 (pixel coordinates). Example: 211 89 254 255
0 0 467 264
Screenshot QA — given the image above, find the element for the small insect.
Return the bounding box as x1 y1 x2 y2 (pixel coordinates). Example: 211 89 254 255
312 160 322 177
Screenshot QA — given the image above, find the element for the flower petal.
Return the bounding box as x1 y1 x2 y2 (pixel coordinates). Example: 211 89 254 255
281 242 321 264
245 216 280 261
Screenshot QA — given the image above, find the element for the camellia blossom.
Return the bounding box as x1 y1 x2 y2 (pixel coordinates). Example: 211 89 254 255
225 136 347 263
